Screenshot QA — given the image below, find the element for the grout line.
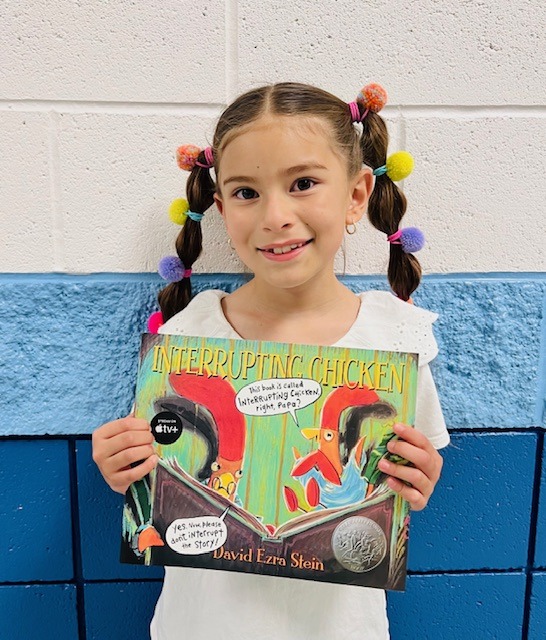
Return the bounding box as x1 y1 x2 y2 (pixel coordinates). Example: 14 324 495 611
68 439 87 640
0 272 545 283
1 569 538 587
521 430 544 640
1 101 225 116
534 294 546 426
48 111 64 271
0 578 164 586
398 105 546 118
398 106 407 191
407 568 527 576
1 427 543 442
2 101 544 117
225 0 239 103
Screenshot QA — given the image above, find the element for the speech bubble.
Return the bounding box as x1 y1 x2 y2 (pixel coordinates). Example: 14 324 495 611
235 378 321 426
165 509 228 555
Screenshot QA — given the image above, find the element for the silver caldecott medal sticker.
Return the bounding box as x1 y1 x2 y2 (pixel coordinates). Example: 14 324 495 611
332 517 387 573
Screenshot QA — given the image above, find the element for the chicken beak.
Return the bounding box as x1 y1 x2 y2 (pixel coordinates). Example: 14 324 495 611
300 428 321 441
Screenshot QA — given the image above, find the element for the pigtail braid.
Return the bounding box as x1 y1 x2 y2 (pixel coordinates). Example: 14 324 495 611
361 113 421 301
158 150 216 322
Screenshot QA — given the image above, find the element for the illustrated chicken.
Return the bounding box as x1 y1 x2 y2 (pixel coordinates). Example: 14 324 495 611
168 370 246 501
291 385 394 487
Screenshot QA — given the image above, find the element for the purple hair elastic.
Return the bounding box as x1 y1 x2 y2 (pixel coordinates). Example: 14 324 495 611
195 146 214 169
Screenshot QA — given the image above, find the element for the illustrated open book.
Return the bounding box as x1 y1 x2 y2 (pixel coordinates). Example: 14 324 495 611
121 333 419 590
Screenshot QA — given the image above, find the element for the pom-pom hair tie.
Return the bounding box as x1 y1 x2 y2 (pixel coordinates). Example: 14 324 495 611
147 311 164 334
167 199 204 225
158 256 192 282
169 198 190 225
348 83 387 123
387 227 426 253
373 151 414 182
176 144 214 171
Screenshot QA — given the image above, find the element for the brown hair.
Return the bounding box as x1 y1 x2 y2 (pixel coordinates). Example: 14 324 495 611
158 83 421 321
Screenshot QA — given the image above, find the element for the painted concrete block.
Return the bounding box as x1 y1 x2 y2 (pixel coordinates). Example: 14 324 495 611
0 584 77 640
237 1 543 105
388 572 526 639
85 581 163 640
414 278 546 429
0 440 73 581
1 275 543 435
56 111 241 273
404 117 546 274
0 274 241 435
408 432 536 571
529 572 546 640
535 439 546 568
76 439 164 580
0 111 55 271
56 110 403 274
2 2 225 102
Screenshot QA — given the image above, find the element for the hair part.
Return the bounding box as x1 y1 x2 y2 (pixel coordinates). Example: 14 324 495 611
158 83 422 321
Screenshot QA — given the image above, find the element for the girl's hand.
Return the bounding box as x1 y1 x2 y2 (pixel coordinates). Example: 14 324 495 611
91 415 158 495
377 423 444 511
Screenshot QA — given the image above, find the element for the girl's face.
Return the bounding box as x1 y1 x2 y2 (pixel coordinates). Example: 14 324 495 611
214 116 373 293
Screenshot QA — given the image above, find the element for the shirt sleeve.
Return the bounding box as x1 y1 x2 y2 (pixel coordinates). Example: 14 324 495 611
414 363 450 449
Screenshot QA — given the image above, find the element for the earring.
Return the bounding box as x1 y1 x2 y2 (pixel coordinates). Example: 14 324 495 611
227 237 234 249
346 222 357 235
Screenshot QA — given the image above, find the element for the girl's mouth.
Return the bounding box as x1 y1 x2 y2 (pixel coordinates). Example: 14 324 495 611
258 239 312 255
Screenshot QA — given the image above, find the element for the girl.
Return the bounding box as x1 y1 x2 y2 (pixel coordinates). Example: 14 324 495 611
92 82 449 639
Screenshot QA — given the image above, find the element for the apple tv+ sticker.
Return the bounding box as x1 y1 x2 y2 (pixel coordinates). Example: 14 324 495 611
151 411 183 445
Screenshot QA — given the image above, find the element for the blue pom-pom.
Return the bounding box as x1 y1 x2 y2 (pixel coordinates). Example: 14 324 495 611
400 227 425 253
158 256 185 282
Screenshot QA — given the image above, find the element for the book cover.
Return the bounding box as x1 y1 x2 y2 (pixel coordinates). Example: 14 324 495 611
121 333 419 591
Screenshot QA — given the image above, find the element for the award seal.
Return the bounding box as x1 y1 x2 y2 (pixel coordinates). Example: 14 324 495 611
332 516 387 573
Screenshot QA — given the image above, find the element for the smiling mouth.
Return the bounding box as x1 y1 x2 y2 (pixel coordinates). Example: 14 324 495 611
258 240 312 255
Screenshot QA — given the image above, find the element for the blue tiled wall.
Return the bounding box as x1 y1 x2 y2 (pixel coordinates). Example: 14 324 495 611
1 273 545 640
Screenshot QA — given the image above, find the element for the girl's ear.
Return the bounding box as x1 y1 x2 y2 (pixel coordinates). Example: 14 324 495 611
346 168 374 225
214 193 225 217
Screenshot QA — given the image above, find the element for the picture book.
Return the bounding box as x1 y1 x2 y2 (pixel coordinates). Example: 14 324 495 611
121 333 420 591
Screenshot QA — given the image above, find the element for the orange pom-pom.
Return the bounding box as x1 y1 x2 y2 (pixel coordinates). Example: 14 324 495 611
357 83 388 113
176 144 201 171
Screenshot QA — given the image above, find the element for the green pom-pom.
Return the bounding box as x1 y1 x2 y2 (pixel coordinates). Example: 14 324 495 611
386 152 414 182
169 198 189 225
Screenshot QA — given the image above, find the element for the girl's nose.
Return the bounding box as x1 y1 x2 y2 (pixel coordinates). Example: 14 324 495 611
261 195 295 232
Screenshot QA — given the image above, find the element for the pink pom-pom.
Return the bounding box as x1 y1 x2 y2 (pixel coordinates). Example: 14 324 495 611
176 144 201 171
147 311 163 334
158 255 185 282
357 83 388 113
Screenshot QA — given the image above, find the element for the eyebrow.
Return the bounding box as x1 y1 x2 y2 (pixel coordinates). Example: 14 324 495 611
222 163 328 186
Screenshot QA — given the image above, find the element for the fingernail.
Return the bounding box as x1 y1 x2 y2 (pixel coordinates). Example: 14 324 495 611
393 423 404 434
378 459 389 471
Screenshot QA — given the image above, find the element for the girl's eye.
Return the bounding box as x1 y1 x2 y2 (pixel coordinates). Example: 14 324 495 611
292 178 316 192
234 188 258 200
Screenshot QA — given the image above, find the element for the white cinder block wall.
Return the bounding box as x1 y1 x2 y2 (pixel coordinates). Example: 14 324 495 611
2 0 545 275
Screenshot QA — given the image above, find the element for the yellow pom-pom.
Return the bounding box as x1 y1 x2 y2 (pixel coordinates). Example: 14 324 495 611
386 151 414 182
169 198 189 225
